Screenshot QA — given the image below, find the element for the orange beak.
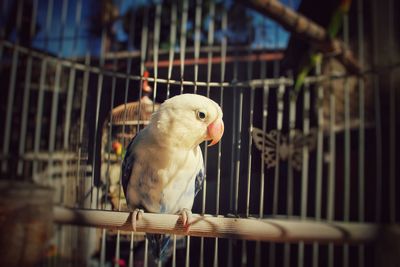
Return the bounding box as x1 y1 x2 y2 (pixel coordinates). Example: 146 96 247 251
207 118 224 147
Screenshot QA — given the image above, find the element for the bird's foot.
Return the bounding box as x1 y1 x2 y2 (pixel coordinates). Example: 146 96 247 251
179 208 192 233
131 208 144 232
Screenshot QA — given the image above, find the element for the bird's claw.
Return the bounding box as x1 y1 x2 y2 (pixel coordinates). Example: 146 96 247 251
179 208 192 232
131 208 144 232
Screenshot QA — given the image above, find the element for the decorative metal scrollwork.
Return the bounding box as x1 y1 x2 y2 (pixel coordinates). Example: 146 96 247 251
252 127 317 171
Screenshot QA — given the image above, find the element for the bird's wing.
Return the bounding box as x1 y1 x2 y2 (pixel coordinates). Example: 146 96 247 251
121 137 136 198
194 164 205 197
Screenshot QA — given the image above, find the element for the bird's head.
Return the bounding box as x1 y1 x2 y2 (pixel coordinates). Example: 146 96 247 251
150 94 224 149
112 141 123 156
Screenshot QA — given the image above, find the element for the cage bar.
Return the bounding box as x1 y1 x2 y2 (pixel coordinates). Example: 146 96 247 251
179 0 189 93
1 1 398 266
166 1 177 99
388 0 396 224
17 0 38 176
328 80 336 267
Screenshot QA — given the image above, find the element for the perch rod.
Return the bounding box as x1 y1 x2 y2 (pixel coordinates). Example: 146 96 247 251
54 206 377 244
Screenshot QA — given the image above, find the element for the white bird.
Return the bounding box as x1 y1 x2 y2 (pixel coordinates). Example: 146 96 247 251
121 93 224 262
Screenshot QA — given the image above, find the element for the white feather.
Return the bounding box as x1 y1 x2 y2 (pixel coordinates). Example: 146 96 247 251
124 94 222 214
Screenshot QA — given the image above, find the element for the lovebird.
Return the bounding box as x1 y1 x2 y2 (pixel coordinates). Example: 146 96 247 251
121 94 224 263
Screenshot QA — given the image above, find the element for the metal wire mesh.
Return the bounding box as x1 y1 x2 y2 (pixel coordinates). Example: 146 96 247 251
0 0 399 266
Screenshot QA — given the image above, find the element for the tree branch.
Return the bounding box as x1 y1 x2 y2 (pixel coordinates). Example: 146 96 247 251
242 0 361 74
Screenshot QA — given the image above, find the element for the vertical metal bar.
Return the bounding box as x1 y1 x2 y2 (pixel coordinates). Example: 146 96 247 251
48 62 62 177
371 0 382 225
114 231 121 267
166 1 177 99
256 63 269 267
313 61 323 267
269 80 285 267
356 0 365 265
63 3 80 153
144 237 149 267
374 76 382 222
234 92 244 214
285 89 296 267
193 0 202 94
229 61 238 212
229 83 243 267
245 46 254 218
185 236 190 267
1 0 23 173
241 22 255 266
301 83 311 217
298 83 310 267
388 0 396 224
132 6 148 138
273 81 285 214
53 1 69 265
17 53 33 174
165 3 178 263
76 53 90 206
242 85 254 267
91 29 106 209
152 3 161 112
258 73 269 220
342 12 350 267
245 85 255 217
32 0 53 175
287 92 296 216
128 232 134 267
61 1 71 264
140 7 149 79
105 59 117 210
32 61 47 175
172 235 177 267
100 228 106 267
64 0 82 217
228 51 239 267
327 84 336 267
73 0 85 208
199 1 211 266
122 17 136 266
47 0 66 171
256 17 269 267
214 8 226 267
17 0 38 175
204 0 215 214
179 0 188 94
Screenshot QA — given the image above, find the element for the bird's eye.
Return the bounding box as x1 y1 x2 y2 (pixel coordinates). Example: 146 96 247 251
196 110 207 121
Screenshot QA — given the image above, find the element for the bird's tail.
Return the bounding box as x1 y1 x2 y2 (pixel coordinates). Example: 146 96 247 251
147 234 172 263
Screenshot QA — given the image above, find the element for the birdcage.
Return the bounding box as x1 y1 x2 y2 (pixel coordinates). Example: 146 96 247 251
0 0 399 267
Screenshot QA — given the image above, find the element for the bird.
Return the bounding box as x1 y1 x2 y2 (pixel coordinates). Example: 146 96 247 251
121 93 224 263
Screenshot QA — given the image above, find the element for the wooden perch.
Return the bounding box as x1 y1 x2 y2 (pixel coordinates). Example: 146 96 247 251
242 0 361 74
54 206 378 244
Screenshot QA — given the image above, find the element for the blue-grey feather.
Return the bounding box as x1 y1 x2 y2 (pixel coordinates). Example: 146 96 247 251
194 166 204 197
148 234 172 263
121 137 136 198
